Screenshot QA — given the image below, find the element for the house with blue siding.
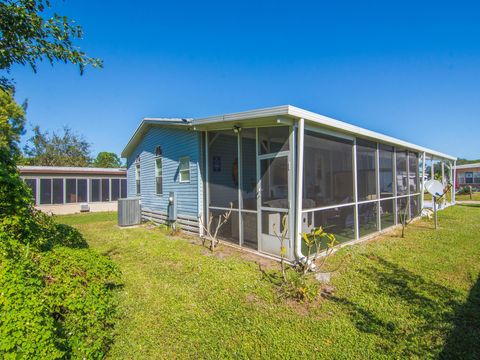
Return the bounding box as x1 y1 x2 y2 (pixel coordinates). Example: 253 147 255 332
121 106 456 262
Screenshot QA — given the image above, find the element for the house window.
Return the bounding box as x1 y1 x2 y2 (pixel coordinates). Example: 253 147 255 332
179 157 190 183
155 146 163 194
135 155 141 194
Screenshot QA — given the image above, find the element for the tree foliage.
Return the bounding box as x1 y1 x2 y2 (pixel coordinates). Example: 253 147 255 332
0 88 32 218
93 151 122 168
0 2 120 358
0 0 102 90
457 158 480 165
23 125 91 166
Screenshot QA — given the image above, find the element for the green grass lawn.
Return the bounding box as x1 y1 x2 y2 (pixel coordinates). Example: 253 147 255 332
424 192 480 202
456 192 480 201
58 205 480 359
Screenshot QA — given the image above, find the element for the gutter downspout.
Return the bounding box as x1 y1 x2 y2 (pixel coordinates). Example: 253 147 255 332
294 118 305 262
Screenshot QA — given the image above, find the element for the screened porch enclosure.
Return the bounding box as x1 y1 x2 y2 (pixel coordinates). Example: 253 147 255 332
300 124 428 251
201 115 454 261
206 126 294 258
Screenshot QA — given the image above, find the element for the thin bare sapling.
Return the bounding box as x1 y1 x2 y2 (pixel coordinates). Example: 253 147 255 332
199 203 233 251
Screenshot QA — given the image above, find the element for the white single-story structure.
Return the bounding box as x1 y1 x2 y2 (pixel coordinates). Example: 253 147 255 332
121 105 456 262
19 166 127 215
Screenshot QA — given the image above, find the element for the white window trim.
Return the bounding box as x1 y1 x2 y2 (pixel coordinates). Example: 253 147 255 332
155 149 163 195
135 156 141 195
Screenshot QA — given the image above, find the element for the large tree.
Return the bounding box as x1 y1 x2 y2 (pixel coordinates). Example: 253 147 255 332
0 0 101 226
93 151 122 168
0 3 121 358
23 125 92 166
0 88 31 218
0 0 102 90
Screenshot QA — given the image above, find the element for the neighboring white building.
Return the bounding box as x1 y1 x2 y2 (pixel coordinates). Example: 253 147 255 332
19 166 127 215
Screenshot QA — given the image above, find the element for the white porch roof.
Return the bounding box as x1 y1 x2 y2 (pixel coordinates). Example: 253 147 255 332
121 105 456 161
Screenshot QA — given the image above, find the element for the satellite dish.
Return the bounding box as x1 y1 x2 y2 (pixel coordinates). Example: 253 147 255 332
424 179 444 197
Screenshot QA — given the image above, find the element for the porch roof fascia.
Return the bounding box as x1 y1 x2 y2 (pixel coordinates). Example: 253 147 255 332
191 105 456 161
121 105 456 161
286 106 457 161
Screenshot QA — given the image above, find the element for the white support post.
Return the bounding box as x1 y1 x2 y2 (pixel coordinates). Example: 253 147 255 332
406 151 410 219
198 133 204 237
452 160 457 204
255 128 262 253
393 148 397 225
294 118 305 261
63 178 66 204
376 143 381 230
441 161 445 185
448 161 453 204
431 158 435 180
352 138 359 240
237 131 243 247
420 152 426 211
204 131 210 237
87 177 90 203
36 177 40 206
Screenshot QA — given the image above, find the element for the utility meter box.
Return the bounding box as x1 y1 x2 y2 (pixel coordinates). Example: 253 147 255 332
167 191 177 222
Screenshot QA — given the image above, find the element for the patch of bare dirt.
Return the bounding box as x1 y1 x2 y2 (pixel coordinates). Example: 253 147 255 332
282 291 332 316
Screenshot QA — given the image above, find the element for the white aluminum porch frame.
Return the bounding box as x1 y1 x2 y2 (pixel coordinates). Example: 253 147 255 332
296 123 427 259
192 107 456 262
204 125 295 258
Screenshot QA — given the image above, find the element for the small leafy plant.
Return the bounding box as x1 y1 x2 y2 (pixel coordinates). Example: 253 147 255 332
301 226 338 274
265 216 339 303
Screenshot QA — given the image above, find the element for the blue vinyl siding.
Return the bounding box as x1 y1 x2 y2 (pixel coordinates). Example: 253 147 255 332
126 126 201 217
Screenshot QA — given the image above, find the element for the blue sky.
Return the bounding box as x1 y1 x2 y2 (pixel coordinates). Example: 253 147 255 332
11 0 480 159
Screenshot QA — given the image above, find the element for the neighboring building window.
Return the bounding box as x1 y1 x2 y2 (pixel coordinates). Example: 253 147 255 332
77 179 88 202
155 146 163 195
111 179 120 201
101 178 110 202
474 171 480 184
465 172 473 184
40 178 52 204
90 179 101 202
179 157 190 183
66 178 77 203
120 179 127 198
458 173 465 184
135 155 141 194
52 178 64 204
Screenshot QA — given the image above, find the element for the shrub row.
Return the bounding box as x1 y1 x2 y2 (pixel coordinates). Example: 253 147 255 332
0 215 120 359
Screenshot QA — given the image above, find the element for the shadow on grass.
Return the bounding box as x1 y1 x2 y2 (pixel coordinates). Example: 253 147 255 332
439 275 480 359
331 256 467 357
